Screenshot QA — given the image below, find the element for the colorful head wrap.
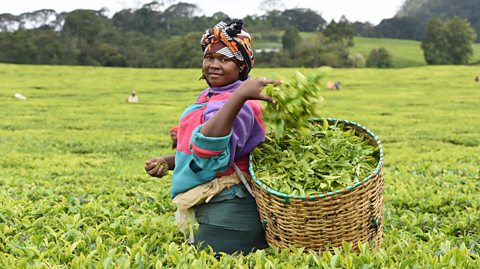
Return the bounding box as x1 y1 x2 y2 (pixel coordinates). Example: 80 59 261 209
200 18 254 80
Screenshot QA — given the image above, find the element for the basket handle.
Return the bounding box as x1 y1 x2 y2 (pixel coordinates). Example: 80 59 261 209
233 163 255 198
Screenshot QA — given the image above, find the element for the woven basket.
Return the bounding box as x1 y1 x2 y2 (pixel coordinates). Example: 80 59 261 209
249 118 384 251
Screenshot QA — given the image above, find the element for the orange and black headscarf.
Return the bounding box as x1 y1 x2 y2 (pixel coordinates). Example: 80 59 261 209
200 18 254 81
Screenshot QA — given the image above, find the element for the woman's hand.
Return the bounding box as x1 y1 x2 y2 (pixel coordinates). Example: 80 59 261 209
144 157 168 178
199 77 282 137
233 77 282 103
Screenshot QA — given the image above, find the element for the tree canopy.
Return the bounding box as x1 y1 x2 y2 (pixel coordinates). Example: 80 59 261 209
0 4 341 68
0 1 478 68
397 0 480 42
421 16 476 65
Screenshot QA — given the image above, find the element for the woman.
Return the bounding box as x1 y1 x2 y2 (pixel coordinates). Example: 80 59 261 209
145 18 281 254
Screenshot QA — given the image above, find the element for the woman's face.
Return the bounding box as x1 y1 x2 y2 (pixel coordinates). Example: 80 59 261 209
203 52 240 87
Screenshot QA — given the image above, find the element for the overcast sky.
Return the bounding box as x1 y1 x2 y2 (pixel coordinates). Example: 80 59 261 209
0 0 406 25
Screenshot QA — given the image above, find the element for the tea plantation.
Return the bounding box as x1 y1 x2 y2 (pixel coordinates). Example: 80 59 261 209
1 63 479 268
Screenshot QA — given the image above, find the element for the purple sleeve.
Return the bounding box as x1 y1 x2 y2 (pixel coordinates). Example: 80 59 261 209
204 100 265 165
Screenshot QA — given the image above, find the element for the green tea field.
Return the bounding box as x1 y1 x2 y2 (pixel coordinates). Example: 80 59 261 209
1 63 479 268
255 36 480 68
349 37 480 68
350 37 427 68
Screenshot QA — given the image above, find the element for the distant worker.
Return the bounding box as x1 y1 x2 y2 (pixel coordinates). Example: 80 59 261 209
14 93 27 100
326 81 341 90
326 81 336 90
334 81 341 90
127 90 139 103
475 76 479 82
170 126 178 149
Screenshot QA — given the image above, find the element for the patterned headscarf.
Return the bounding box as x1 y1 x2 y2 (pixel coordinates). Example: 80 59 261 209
200 18 254 80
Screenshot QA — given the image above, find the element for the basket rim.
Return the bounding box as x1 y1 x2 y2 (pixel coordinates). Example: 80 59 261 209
248 117 384 200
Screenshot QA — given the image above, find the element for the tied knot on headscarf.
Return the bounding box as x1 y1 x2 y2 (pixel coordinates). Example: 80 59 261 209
200 18 254 81
224 18 243 37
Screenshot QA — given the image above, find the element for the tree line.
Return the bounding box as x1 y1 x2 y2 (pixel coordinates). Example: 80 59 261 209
0 1 477 68
0 4 354 68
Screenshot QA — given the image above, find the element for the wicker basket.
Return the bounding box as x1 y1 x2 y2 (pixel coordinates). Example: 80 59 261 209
249 118 384 251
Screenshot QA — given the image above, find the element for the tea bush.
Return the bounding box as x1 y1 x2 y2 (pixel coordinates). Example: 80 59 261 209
1 64 479 267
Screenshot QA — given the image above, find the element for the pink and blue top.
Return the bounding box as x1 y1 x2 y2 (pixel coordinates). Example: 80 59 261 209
171 80 266 198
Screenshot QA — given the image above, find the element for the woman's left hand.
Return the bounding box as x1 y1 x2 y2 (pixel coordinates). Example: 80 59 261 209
233 77 282 103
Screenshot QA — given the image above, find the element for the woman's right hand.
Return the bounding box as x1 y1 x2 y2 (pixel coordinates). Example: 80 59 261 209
144 157 168 178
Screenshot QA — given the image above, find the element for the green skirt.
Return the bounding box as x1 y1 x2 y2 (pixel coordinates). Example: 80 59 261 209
194 184 268 254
